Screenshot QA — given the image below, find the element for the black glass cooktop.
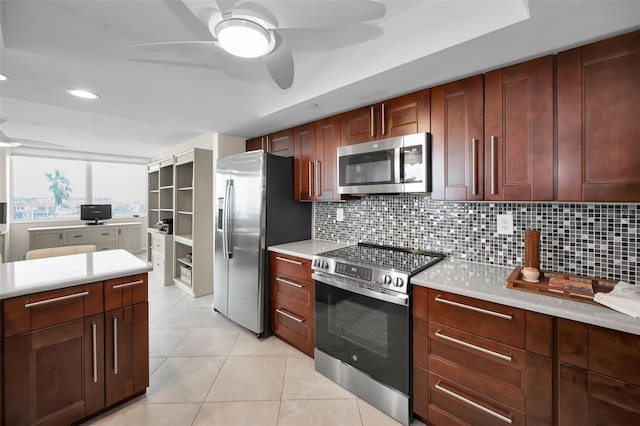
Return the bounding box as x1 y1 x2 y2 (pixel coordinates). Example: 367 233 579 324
319 243 445 275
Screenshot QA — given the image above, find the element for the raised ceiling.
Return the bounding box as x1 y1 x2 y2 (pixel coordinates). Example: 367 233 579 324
0 0 638 162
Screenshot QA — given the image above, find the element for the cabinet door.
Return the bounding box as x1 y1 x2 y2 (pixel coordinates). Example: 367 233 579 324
246 136 265 152
105 303 149 406
382 90 431 138
294 123 316 200
431 75 484 201
118 226 140 253
315 115 341 200
268 128 295 157
29 230 62 250
484 56 554 201
557 30 640 201
341 104 379 145
3 315 105 425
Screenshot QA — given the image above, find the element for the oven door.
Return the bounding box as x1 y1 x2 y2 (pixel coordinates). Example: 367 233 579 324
315 278 410 394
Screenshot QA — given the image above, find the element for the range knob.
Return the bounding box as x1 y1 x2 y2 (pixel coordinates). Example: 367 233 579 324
383 274 393 285
312 259 318 267
321 260 329 269
394 277 405 287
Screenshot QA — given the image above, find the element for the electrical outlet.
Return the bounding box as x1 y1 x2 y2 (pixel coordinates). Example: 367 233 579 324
496 214 514 235
336 208 344 222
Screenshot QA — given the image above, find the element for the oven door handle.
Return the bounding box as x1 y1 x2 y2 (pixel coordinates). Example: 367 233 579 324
312 272 409 306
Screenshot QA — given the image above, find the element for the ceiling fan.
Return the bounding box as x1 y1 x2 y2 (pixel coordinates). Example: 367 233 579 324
127 0 387 89
0 120 65 149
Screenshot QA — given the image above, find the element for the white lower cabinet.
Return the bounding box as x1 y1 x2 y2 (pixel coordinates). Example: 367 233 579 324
28 223 142 254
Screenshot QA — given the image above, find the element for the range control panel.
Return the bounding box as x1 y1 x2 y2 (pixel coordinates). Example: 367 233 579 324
312 255 409 294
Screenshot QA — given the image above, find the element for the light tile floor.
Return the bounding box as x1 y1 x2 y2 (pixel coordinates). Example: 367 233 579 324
85 270 425 426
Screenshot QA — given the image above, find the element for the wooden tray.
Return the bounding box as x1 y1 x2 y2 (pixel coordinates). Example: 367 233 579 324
506 266 616 306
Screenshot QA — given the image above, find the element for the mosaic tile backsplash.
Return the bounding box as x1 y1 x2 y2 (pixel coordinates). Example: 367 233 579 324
314 196 638 284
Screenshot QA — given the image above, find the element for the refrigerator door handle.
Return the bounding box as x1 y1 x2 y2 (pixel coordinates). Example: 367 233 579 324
223 179 234 259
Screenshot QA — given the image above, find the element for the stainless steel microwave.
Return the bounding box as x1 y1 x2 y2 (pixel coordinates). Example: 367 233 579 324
337 132 431 195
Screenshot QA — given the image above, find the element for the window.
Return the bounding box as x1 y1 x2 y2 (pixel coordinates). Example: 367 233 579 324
11 156 146 222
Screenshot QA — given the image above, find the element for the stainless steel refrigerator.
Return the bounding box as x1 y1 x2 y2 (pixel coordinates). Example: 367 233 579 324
214 151 311 335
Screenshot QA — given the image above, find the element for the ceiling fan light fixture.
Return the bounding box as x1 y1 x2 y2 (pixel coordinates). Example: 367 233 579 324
65 89 100 100
0 74 8 81
216 18 271 58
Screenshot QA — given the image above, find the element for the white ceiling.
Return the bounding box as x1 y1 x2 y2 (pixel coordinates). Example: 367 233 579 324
0 0 638 163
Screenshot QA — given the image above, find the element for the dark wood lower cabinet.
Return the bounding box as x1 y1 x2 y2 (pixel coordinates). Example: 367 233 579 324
105 303 149 406
3 314 105 426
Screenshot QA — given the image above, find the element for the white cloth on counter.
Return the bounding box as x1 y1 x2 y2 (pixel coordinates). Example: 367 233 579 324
594 281 640 318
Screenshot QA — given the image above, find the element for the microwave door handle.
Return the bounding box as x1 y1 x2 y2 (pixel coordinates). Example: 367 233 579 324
395 147 403 184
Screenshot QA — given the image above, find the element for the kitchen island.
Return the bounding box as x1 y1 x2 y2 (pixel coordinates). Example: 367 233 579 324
0 249 152 426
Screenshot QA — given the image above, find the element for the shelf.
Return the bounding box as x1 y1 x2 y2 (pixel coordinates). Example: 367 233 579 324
177 186 194 191
150 208 159 212
159 185 174 190
177 211 193 215
150 189 160 193
174 235 193 246
176 257 192 267
160 208 173 212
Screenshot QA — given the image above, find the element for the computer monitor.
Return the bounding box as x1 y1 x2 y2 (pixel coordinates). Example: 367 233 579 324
80 204 112 225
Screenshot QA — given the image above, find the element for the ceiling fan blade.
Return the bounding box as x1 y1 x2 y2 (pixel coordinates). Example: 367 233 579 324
180 0 223 26
236 1 386 29
264 32 294 90
129 58 219 70
126 40 219 53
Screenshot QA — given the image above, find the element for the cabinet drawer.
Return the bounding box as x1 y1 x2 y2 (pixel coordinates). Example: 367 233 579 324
96 241 118 251
151 233 166 254
271 305 314 357
2 282 103 337
151 252 166 274
428 289 525 349
425 322 526 412
270 253 312 283
271 274 313 314
104 273 148 311
428 372 526 426
63 228 117 244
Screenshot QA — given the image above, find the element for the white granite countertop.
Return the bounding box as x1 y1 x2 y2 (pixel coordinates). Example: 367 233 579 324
268 239 351 260
413 259 640 336
0 249 152 300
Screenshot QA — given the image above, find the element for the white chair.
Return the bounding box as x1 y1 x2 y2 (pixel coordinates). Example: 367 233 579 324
26 245 97 260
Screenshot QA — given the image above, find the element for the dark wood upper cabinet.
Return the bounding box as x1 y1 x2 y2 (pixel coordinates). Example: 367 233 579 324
557 30 640 201
294 123 316 201
484 56 554 201
245 129 295 157
431 74 485 201
314 115 341 200
340 90 430 145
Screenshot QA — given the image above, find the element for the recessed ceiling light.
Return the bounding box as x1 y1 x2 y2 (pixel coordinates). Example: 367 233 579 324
0 74 8 81
215 18 272 58
65 89 100 99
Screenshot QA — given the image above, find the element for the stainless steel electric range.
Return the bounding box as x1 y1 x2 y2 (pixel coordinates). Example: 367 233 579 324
312 243 445 425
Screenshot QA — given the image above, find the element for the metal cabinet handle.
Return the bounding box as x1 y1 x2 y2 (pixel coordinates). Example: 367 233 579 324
316 160 321 197
112 279 144 289
276 256 303 265
92 322 98 383
276 277 305 289
74 235 82 238
25 291 89 308
435 382 512 424
471 138 478 195
370 106 375 137
381 103 386 135
276 308 305 323
435 330 512 361
490 135 497 195
113 316 118 374
435 296 512 320
308 161 313 197
101 233 109 236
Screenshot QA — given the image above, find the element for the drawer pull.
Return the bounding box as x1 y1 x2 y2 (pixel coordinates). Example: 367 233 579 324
74 235 82 238
92 322 98 383
275 256 303 266
24 291 89 308
435 296 512 320
276 277 304 289
112 279 144 289
435 382 512 424
435 330 512 362
101 233 110 236
276 308 305 323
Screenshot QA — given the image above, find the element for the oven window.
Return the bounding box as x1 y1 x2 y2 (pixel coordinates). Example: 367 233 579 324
315 281 410 394
329 297 389 358
339 150 394 185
